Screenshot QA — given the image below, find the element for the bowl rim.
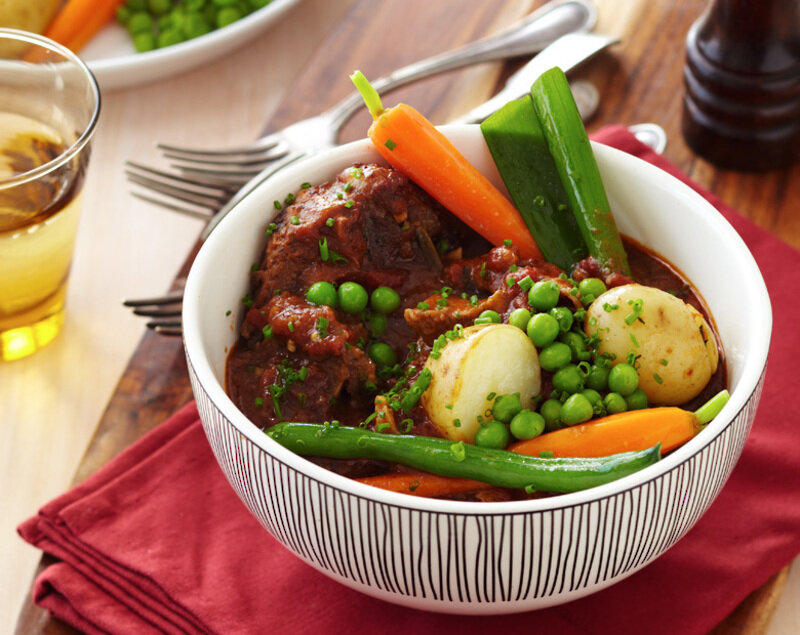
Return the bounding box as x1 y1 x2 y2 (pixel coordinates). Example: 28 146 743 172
183 125 772 516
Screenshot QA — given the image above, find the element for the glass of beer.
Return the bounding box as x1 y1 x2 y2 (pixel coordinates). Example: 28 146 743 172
0 29 100 361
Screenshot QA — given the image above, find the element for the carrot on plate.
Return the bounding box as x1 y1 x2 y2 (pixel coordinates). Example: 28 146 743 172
350 70 542 261
356 473 492 497
45 0 124 53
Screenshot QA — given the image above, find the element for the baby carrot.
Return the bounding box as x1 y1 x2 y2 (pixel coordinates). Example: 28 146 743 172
510 390 729 458
356 473 492 497
45 0 124 52
350 71 542 261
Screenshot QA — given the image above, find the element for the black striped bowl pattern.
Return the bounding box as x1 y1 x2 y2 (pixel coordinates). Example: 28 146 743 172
183 127 772 613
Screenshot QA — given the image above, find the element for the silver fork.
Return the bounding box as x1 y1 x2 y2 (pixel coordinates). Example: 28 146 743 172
152 0 596 186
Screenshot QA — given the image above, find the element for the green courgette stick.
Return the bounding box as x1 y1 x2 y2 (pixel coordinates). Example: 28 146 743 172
266 422 660 493
480 96 587 271
531 67 631 276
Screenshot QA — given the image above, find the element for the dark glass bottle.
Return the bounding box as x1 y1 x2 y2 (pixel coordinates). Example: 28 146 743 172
682 0 800 171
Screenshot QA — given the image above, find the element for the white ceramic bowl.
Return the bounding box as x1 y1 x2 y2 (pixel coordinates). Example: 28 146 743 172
183 126 771 614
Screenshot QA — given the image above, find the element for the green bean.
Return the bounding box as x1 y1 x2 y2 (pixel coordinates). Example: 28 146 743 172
266 423 661 493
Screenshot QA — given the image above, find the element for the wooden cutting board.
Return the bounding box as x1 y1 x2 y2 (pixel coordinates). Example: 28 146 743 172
15 0 791 632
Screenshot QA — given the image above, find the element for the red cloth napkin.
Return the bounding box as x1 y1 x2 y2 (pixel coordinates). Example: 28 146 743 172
20 127 800 634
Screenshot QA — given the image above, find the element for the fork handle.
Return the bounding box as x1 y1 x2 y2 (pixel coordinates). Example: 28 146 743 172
326 0 596 136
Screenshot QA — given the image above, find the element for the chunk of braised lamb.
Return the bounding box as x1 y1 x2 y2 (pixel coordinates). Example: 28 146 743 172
253 164 455 305
403 289 511 341
254 351 374 427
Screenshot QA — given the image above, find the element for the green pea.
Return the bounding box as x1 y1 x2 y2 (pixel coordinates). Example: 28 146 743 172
559 331 588 361
474 420 509 449
585 364 610 391
560 393 594 425
477 309 501 324
581 389 604 410
128 12 154 34
369 313 387 337
306 281 337 308
603 392 627 414
132 32 156 52
216 6 242 27
608 363 639 396
116 5 132 24
526 313 559 347
538 342 572 372
549 306 574 333
148 0 171 14
368 342 397 367
370 286 401 314
183 13 212 39
492 393 522 424
509 409 545 440
338 282 368 314
552 364 585 394
540 399 563 431
528 279 560 311
578 277 607 305
508 307 532 331
157 28 184 47
625 388 649 411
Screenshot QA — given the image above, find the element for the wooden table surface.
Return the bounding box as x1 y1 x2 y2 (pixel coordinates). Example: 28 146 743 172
4 0 799 632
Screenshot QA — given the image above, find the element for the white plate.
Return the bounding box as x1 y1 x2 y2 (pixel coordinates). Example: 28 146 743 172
80 0 301 91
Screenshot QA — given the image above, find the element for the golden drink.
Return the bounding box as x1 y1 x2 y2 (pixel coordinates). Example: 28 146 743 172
0 111 85 361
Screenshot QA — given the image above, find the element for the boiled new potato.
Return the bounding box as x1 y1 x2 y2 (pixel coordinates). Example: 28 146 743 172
585 284 718 405
0 0 61 33
421 324 541 443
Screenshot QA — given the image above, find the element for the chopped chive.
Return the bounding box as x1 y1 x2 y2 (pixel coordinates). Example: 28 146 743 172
503 239 512 247
225 310 231 316
480 262 487 278
344 200 354 208
653 373 663 384
316 317 329 337
417 301 430 310
290 215 300 225
449 442 466 462
518 276 533 292
384 138 397 151
301 182 311 189
262 325 273 339
273 200 282 210
629 332 640 348
241 294 254 308
254 397 264 407
319 237 329 261
287 321 295 333
326 217 335 227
